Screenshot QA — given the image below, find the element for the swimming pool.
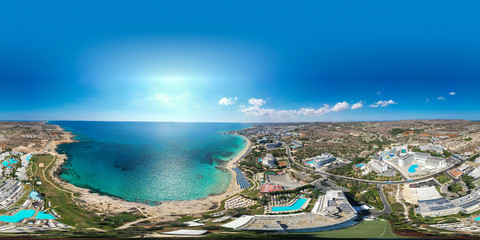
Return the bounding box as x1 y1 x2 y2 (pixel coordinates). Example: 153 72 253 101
26 155 32 161
29 191 42 201
258 158 262 162
35 211 56 219
2 159 18 169
408 164 419 173
0 209 36 223
307 161 314 164
272 198 307 212
474 216 480 221
356 164 364 167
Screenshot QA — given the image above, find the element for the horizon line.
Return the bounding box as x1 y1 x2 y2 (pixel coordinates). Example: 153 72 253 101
0 118 477 124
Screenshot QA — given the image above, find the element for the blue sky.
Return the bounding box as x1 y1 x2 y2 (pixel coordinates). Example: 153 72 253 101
1 0 480 122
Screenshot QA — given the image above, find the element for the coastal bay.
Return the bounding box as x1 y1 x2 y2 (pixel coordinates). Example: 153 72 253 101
44 122 251 220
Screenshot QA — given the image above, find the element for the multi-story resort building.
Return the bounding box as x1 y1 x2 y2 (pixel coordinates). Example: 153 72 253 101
414 153 430 164
262 153 276 168
425 156 447 169
257 137 269 143
398 153 414 167
305 153 336 169
313 190 357 215
419 144 445 154
394 151 447 173
0 179 25 209
367 159 389 173
266 142 282 149
224 190 357 232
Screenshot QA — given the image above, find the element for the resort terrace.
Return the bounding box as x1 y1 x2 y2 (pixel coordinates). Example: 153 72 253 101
222 191 358 232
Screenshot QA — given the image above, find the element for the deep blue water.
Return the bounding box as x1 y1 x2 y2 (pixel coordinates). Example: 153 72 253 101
50 121 249 203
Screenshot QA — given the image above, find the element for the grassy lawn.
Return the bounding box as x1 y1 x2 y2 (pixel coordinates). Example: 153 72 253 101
300 220 400 239
30 154 103 229
435 173 451 185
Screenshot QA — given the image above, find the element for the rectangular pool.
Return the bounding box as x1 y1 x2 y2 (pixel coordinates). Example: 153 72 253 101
271 198 307 212
35 211 56 219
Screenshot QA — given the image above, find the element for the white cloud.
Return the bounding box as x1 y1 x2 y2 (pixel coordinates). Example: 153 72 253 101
426 98 430 103
351 101 364 110
239 99 363 119
437 96 446 101
369 100 397 108
376 91 382 95
298 105 331 117
239 98 296 117
248 98 266 107
449 92 456 96
331 101 350 112
218 97 237 106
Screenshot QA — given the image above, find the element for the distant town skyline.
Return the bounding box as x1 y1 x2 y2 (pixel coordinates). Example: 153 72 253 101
2 0 480 122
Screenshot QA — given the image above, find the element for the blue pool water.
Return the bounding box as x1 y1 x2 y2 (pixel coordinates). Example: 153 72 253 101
408 164 419 173
0 209 36 223
258 158 262 162
356 164 364 167
30 191 42 201
2 159 18 169
474 216 480 221
52 121 250 202
26 155 32 161
272 198 307 212
307 161 315 164
35 211 56 219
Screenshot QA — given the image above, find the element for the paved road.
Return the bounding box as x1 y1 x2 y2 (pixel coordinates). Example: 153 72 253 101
38 127 54 154
286 146 465 185
371 184 392 217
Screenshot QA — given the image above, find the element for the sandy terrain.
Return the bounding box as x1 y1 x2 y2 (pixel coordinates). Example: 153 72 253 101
45 130 251 222
401 184 418 205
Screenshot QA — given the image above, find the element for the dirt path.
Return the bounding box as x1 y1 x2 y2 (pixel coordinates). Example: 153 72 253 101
116 216 154 230
42 155 74 195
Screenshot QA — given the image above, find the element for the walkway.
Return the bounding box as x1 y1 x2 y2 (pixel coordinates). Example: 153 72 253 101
116 216 153 230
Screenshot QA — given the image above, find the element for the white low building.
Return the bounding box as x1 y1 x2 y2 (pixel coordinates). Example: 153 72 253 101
425 156 447 169
415 152 430 164
420 144 444 154
367 159 389 173
306 153 336 169
468 167 480 179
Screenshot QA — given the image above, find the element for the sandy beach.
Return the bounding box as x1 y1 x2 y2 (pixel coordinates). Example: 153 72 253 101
45 128 251 221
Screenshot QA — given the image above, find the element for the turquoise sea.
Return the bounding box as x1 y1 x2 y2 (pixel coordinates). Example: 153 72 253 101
50 121 249 203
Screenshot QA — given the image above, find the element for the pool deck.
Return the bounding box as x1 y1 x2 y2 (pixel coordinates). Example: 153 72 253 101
267 197 311 214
